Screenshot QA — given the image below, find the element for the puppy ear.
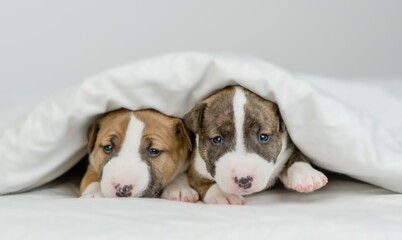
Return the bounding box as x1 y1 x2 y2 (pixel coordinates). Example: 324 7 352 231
183 103 207 134
273 103 286 132
87 120 100 154
175 119 193 151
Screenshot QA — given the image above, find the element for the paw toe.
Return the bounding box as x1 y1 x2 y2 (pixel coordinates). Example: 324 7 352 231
162 185 200 202
303 184 313 192
215 197 229 205
207 194 245 205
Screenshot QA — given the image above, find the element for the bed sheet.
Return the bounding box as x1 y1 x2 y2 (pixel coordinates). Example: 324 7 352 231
1 166 401 240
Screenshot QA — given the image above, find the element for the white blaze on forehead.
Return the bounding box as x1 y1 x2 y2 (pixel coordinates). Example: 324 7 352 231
213 87 273 195
100 113 150 198
119 113 145 161
233 87 247 152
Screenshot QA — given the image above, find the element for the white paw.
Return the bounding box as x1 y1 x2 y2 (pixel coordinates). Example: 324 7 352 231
80 182 105 198
204 184 245 205
283 162 328 193
81 191 104 198
161 184 199 202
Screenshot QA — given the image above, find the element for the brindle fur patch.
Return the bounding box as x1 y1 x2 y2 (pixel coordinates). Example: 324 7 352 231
184 86 285 177
185 85 315 199
188 87 237 177
243 89 283 163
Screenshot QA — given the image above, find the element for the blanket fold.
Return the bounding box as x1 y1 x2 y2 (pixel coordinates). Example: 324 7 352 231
1 52 401 194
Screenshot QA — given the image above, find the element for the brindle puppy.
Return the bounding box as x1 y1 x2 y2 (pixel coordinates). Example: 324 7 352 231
184 86 327 204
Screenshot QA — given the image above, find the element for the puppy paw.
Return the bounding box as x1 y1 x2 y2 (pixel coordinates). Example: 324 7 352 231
204 184 245 205
80 182 105 198
81 191 104 198
161 184 199 202
283 162 328 193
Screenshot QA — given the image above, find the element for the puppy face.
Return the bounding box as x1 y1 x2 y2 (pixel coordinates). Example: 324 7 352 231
88 109 192 198
184 86 291 195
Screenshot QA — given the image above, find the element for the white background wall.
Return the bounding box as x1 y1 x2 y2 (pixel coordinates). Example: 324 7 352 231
0 0 401 130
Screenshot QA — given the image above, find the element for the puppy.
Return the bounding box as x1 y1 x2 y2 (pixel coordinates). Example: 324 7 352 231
184 86 327 205
80 108 198 202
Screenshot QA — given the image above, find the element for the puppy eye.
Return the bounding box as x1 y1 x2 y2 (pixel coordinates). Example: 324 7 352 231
103 145 113 154
148 148 161 157
259 133 271 143
212 136 223 144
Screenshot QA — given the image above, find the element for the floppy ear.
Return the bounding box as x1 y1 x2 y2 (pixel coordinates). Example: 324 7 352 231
273 103 286 132
183 103 207 134
87 120 100 154
175 119 193 151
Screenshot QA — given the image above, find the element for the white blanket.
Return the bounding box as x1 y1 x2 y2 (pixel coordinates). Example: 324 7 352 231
0 52 401 194
1 170 401 240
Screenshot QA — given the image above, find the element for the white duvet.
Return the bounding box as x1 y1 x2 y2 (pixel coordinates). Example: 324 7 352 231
1 170 401 240
0 52 401 196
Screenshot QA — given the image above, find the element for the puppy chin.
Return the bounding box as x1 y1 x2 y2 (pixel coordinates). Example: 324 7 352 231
214 152 273 196
217 183 264 196
100 160 150 198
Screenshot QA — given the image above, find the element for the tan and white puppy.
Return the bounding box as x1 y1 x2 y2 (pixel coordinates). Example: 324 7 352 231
80 108 198 202
184 86 328 205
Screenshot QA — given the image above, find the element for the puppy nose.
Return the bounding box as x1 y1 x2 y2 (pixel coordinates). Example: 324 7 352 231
234 176 253 189
114 184 133 197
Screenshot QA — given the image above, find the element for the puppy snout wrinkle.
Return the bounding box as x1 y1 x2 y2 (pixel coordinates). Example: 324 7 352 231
115 184 133 197
234 176 253 189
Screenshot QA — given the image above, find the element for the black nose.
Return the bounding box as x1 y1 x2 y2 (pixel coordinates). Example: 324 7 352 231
115 184 133 197
234 176 253 189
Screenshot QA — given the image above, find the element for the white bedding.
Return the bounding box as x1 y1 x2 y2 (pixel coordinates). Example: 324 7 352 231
0 53 402 194
1 52 401 195
0 52 401 240
1 167 401 240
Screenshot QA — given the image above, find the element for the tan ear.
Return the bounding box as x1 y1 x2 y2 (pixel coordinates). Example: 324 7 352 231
87 119 100 154
176 119 193 151
183 103 207 134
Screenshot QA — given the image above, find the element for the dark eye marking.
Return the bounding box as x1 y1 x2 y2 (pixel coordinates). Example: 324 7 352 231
212 136 223 144
258 133 271 143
